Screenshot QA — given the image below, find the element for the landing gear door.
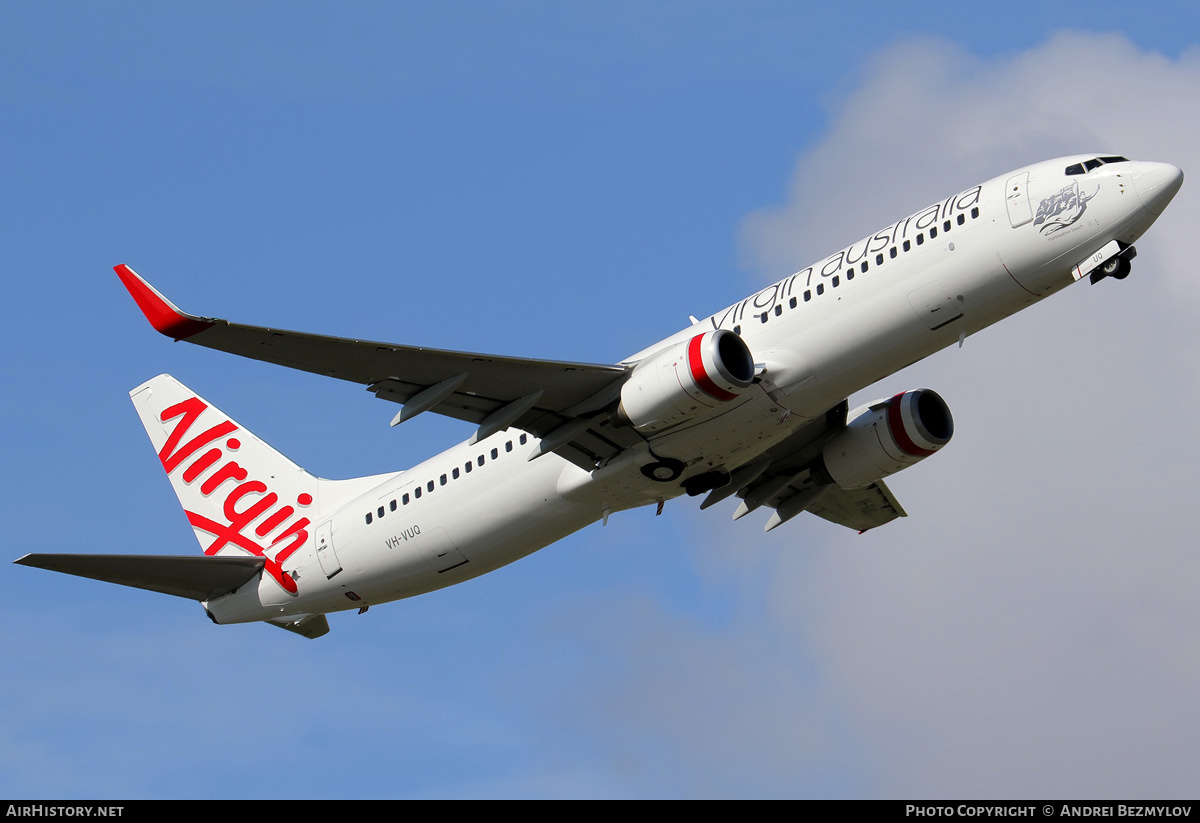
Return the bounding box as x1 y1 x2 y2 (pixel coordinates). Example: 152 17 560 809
315 520 342 579
1006 172 1034 227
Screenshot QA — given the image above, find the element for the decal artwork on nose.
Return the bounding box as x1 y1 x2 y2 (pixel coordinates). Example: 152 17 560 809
1034 181 1098 235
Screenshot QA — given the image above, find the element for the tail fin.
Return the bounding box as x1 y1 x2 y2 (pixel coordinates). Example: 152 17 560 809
129 375 392 593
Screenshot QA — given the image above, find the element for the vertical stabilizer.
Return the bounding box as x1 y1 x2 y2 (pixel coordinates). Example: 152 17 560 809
129 374 395 594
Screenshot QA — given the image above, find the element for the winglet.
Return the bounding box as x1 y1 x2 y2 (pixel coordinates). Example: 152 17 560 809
114 264 216 340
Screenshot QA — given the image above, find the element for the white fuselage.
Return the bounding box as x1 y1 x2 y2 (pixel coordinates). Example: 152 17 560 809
206 156 1179 625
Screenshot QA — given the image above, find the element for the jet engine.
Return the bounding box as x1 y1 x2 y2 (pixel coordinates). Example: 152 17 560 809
815 389 953 489
617 330 755 433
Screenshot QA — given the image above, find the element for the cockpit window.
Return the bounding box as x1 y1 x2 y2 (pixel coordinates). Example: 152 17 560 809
1067 156 1130 175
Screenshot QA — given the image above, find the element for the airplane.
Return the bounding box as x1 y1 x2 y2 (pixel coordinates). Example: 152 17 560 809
15 154 1183 639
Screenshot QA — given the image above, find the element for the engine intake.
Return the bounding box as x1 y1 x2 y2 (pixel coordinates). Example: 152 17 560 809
618 330 755 433
816 389 953 489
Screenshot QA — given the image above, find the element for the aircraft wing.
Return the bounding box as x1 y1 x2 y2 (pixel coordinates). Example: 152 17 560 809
708 401 907 532
115 265 639 468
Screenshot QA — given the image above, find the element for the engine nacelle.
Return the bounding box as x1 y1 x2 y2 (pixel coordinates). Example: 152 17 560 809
817 389 953 489
618 330 755 433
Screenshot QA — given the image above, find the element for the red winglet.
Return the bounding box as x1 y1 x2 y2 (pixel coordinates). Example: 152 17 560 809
114 265 215 340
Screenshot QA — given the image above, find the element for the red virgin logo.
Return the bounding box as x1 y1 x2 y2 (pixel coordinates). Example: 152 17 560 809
158 396 311 594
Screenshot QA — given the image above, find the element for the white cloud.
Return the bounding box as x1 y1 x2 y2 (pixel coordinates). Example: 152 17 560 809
741 32 1200 296
572 32 1200 797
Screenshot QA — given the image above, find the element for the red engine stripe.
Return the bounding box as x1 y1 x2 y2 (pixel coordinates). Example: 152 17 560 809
887 393 935 457
687 335 739 402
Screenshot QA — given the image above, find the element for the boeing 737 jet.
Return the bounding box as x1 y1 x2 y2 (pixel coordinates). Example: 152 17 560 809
17 155 1183 638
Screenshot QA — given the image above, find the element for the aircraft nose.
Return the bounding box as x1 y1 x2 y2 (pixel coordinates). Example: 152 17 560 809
1130 161 1184 216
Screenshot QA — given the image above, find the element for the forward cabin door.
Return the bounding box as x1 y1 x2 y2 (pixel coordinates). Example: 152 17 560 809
1005 172 1034 227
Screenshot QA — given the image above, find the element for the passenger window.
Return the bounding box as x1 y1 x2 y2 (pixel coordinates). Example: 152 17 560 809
377 506 384 518
903 240 911 252
816 283 824 295
957 214 965 225
890 247 897 258
917 234 924 245
804 291 811 302
774 305 782 316
860 261 867 273
929 227 937 239
505 440 513 452
465 462 472 473
403 493 410 505
427 480 434 492
439 474 446 486
491 448 498 459
847 270 854 280
876 253 883 265
971 207 979 219
832 276 839 288
453 467 460 479
365 513 372 525
520 434 528 445
943 220 951 232
789 297 796 309
390 500 397 512
760 312 768 323
414 487 421 499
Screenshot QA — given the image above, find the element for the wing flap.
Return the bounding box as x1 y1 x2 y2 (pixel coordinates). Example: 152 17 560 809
719 400 909 533
268 614 331 639
14 553 265 601
807 481 907 532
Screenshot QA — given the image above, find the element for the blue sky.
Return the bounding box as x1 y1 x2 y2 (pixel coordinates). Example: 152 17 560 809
4 1 1200 798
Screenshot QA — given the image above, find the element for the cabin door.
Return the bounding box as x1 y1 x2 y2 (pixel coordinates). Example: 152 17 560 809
315 520 342 579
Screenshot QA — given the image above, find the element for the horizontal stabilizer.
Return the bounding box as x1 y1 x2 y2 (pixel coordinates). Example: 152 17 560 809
268 613 331 639
14 553 264 601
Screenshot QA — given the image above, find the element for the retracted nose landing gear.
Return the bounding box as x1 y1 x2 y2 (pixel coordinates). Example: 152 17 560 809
1091 244 1136 284
1097 255 1132 280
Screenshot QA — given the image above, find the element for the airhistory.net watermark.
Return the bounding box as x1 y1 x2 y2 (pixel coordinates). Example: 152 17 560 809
6 807 123 817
